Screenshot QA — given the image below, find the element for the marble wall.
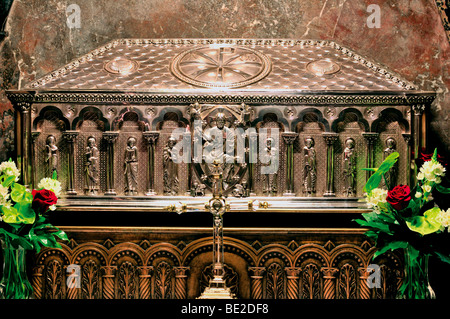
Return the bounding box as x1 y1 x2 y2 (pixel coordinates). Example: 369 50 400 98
0 0 449 160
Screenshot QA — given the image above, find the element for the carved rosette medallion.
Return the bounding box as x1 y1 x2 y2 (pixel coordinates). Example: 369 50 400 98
170 46 272 88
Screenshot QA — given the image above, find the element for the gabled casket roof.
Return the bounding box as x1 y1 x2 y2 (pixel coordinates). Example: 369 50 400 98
7 39 435 107
27 38 416 93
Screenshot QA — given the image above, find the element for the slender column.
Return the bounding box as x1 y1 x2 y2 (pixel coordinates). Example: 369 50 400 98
174 266 190 299
13 101 33 188
184 131 192 195
323 133 339 197
411 104 426 182
402 134 412 187
63 131 79 195
282 132 298 196
138 266 153 299
358 267 372 300
31 131 40 187
362 133 379 181
412 104 426 156
285 267 301 299
321 267 339 299
102 132 119 195
248 131 258 195
143 131 159 195
248 267 266 299
31 265 45 299
101 266 117 299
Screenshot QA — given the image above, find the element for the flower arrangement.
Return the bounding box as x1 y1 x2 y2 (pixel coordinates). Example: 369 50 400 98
355 149 450 299
0 160 67 299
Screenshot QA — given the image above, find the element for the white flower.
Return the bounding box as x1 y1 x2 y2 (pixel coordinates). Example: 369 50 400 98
437 209 450 229
0 184 10 207
0 184 9 199
422 184 432 193
37 178 62 197
0 161 20 182
419 161 446 183
415 192 422 198
365 188 388 208
433 163 446 177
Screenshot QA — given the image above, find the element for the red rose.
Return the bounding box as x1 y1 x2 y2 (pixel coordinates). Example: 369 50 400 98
32 189 58 214
416 152 447 167
386 185 411 211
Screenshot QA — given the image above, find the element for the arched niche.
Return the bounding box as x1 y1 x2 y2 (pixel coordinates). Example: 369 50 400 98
113 111 148 196
154 112 188 196
372 108 410 187
33 106 70 189
73 107 108 195
331 108 369 198
295 111 326 197
151 107 188 131
253 113 285 196
72 106 109 131
293 108 329 133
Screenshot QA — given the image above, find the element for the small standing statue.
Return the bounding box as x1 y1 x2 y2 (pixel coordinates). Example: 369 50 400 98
240 103 251 125
85 136 99 195
343 137 357 197
124 137 138 195
303 137 317 196
232 181 249 198
191 181 206 197
384 137 398 189
163 136 179 196
262 137 278 196
45 135 58 178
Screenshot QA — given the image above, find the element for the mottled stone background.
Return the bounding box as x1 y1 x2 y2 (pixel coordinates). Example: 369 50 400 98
0 0 449 162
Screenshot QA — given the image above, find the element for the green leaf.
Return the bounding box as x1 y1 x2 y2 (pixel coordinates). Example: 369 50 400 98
13 202 36 224
364 230 379 240
361 168 378 172
52 170 57 180
432 148 438 162
1 202 36 224
406 207 442 235
435 251 450 264
406 197 420 215
374 241 408 259
355 212 393 234
2 175 16 188
408 245 420 263
53 229 68 241
10 183 33 203
436 184 450 194
363 152 399 193
1 206 20 223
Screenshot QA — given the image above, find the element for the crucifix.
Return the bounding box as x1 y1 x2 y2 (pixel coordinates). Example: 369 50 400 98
198 159 235 299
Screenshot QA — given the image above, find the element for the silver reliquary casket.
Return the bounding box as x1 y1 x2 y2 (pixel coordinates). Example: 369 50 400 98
7 39 435 212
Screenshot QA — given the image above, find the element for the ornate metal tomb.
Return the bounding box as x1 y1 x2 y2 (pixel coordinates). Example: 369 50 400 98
7 38 435 211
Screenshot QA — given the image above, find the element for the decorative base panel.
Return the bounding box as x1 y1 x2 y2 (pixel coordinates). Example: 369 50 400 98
29 226 403 300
